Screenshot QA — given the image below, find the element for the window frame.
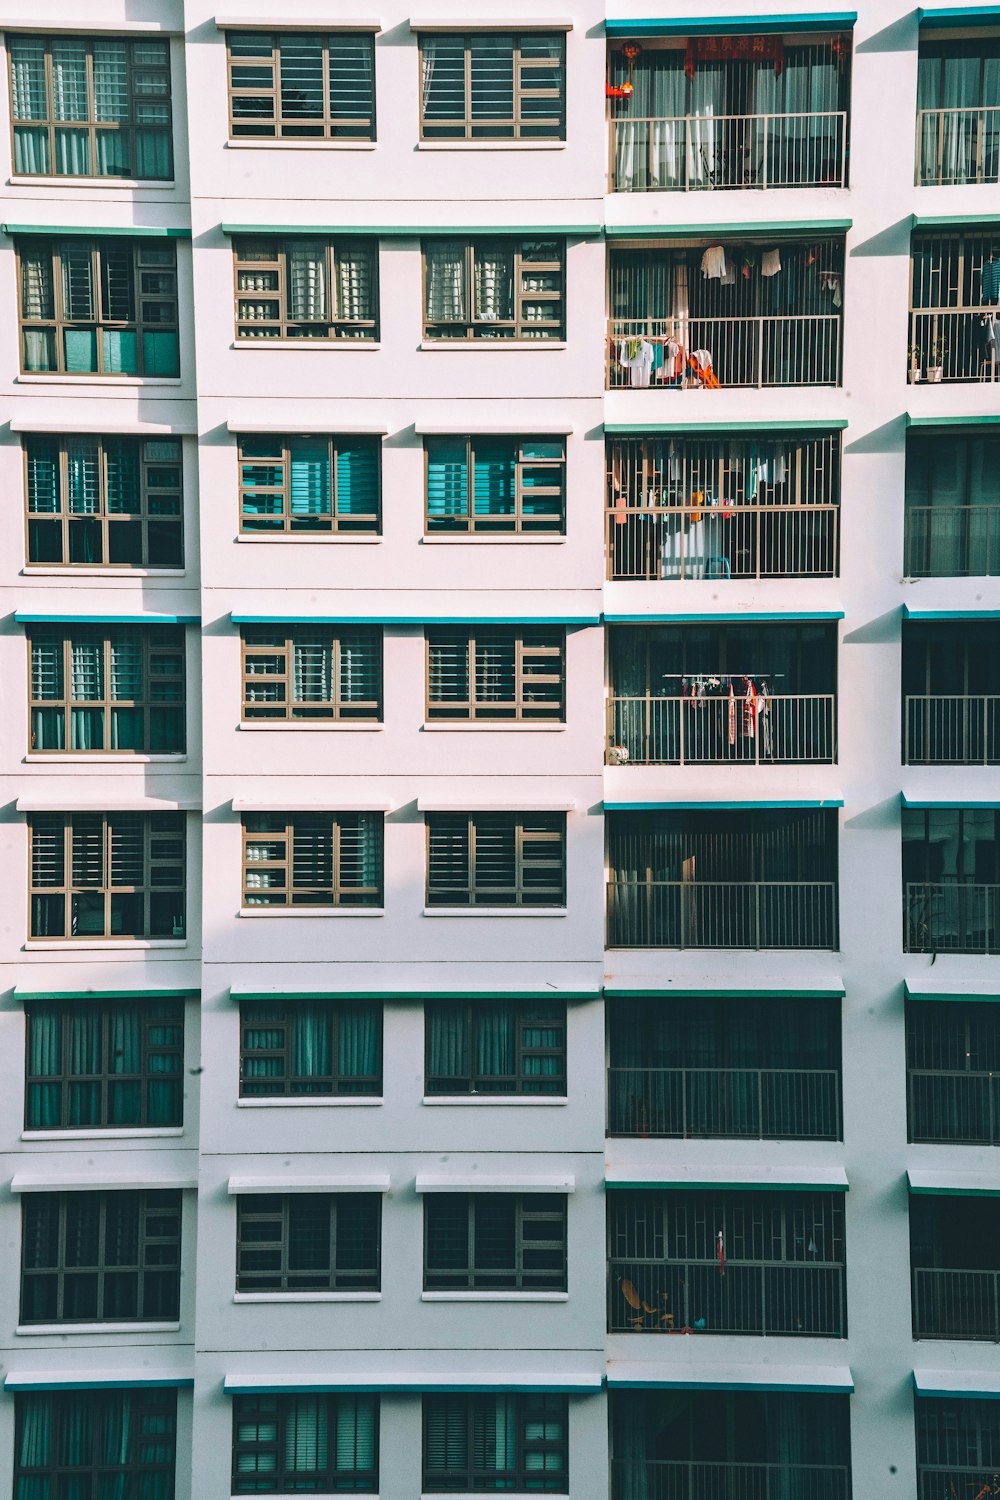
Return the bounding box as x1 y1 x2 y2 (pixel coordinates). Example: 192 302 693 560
24 996 184 1131
236 1192 381 1293
225 29 377 141
23 434 184 569
233 235 379 341
20 1188 182 1324
240 997 382 1098
418 31 566 142
425 626 565 721
241 812 384 908
28 624 186 755
28 810 187 941
8 33 174 181
422 237 565 341
15 1389 178 1495
426 811 567 907
424 434 566 535
424 1192 568 1291
241 625 383 722
237 433 382 535
424 997 567 1096
232 1392 379 1494
422 1393 569 1493
17 236 180 377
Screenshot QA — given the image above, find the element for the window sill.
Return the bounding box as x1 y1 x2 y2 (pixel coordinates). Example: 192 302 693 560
231 340 379 351
7 174 177 189
416 140 566 151
25 754 188 764
17 375 183 387
22 1127 185 1141
24 939 188 951
235 533 381 544
422 722 566 732
237 1097 383 1108
420 340 566 351
233 1292 381 1303
421 1292 568 1303
238 907 384 918
226 139 377 152
16 1321 181 1335
21 566 188 578
238 721 384 732
422 1095 567 1106
421 534 566 544
422 907 567 918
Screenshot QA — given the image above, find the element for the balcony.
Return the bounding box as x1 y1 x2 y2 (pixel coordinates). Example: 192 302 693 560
607 33 850 193
903 622 1000 764
609 992 843 1140
904 428 1000 579
903 807 1000 955
907 998 1000 1146
611 1391 852 1500
608 240 844 390
909 229 1000 383
917 32 1000 185
911 1196 1000 1341
917 1396 1000 1500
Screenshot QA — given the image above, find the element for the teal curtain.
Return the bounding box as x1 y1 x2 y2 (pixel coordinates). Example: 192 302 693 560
108 1003 142 1124
335 441 379 518
284 1396 328 1478
68 1005 103 1126
475 1002 515 1078
289 439 331 518
16 1393 52 1500
334 1395 376 1475
473 441 516 518
428 1001 468 1081
340 1002 379 1080
427 438 469 521
291 1003 333 1082
26 1008 62 1129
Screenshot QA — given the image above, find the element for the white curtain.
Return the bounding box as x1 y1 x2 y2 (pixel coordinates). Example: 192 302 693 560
288 240 327 321
474 244 513 322
425 240 466 323
333 244 370 322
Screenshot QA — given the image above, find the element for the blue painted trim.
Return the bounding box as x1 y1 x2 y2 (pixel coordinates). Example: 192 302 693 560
231 614 601 626
222 223 602 238
234 988 601 1001
604 800 844 811
904 606 1000 620
904 984 1000 1004
605 220 852 240
606 14 856 37
605 986 846 999
4 1376 194 1390
224 1380 602 1394
603 612 844 623
902 795 1000 809
604 420 848 434
611 1378 855 1393
919 5 1000 26
14 613 199 626
15 988 199 1001
2 223 191 240
606 1179 849 1192
913 1375 1000 1399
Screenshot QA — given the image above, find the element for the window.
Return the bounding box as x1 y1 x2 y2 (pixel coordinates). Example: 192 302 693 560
226 31 375 140
20 1190 181 1323
904 430 1000 578
236 1193 380 1293
242 814 384 908
15 1389 177 1499
25 996 184 1130
916 1395 1000 1495
423 238 564 340
427 812 566 907
241 626 382 721
917 39 1000 185
238 434 381 534
903 806 1000 954
234 237 378 340
29 811 186 940
426 436 565 534
419 33 565 140
233 1393 378 1494
8 35 173 179
426 628 564 721
423 1394 568 1492
29 626 185 753
424 1193 567 1291
24 435 183 567
241 998 381 1097
425 998 566 1096
18 237 179 376
907 999 1000 1146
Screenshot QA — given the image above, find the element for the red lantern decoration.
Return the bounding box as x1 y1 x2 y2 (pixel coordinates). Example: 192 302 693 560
606 81 633 98
607 41 641 101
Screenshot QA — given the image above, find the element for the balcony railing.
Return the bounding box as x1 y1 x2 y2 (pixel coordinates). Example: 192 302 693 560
912 1267 1000 1340
904 696 1000 764
606 503 839 581
608 316 842 389
904 882 1000 955
608 1066 842 1140
613 1460 850 1500
610 111 848 192
608 1258 846 1336
908 1069 1000 1146
918 1470 1000 1500
916 106 1000 186
608 694 836 765
909 308 1000 383
608 880 839 950
904 505 1000 578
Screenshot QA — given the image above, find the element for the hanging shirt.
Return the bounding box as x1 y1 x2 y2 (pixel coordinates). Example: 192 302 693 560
761 247 782 277
623 340 654 387
701 245 727 280
728 683 736 746
982 258 1000 303
743 679 757 737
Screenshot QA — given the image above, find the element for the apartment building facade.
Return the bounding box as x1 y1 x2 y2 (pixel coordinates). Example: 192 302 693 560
0 1 997 1498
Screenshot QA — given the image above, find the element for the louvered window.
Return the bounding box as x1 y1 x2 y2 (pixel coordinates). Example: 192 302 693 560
20 1190 182 1323
423 238 564 340
426 813 566 907
426 627 564 720
241 627 382 721
226 31 375 139
17 237 179 376
238 434 380 534
240 998 382 1098
25 434 183 567
424 1193 567 1291
426 436 565 534
236 1193 380 1293
234 236 378 340
242 814 384 908
25 997 184 1130
233 1393 378 1494
29 626 185 753
15 1391 177 1495
419 33 565 140
423 1393 568 1492
425 998 566 1096
28 812 186 940
9 34 173 179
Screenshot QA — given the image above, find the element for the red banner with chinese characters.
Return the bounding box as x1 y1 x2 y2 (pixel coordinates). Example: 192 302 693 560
684 35 786 80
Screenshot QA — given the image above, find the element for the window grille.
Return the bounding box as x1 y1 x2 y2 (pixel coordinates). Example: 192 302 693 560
426 812 566 907
426 436 565 534
241 627 382 721
236 1193 380 1293
423 238 564 340
419 33 565 140
226 31 375 139
28 812 186 941
426 627 564 720
234 237 378 340
29 626 185 753
242 813 384 907
238 434 380 534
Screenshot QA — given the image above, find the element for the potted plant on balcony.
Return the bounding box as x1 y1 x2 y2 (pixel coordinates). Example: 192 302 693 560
907 343 921 382
926 335 947 383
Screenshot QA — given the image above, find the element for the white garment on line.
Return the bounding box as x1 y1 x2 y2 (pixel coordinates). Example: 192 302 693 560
621 339 654 388
761 248 781 277
701 245 726 280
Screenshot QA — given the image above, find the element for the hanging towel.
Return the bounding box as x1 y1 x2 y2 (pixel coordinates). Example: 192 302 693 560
701 245 727 280
720 260 737 286
625 340 655 387
819 272 842 308
743 678 757 738
761 247 782 277
759 681 773 758
728 683 736 746
982 257 1000 303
